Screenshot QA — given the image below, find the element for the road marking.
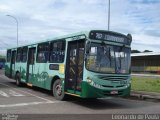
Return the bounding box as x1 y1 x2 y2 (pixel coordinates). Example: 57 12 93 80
0 75 53 102
0 101 55 108
0 90 25 97
9 90 25 97
0 90 9 97
0 75 61 107
0 82 53 102
0 75 7 79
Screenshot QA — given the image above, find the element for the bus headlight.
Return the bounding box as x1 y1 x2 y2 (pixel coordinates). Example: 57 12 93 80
90 81 102 89
86 77 102 88
87 77 92 83
126 81 131 87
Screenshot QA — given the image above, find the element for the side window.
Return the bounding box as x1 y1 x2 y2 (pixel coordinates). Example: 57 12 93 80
16 48 21 62
7 50 11 62
29 49 36 65
37 43 49 63
21 47 28 62
11 50 16 63
50 40 65 63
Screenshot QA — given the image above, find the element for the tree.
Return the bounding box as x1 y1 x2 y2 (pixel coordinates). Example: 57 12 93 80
143 50 152 53
131 50 141 53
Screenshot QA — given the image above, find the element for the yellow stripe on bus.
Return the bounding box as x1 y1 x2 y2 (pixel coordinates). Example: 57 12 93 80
65 92 80 97
27 83 33 87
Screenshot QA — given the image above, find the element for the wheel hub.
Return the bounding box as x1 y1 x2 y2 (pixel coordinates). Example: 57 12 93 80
55 84 62 96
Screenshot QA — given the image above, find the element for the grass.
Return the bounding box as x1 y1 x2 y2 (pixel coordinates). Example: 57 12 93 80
131 76 160 93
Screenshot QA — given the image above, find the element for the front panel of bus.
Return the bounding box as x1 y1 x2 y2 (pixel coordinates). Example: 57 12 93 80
81 30 132 98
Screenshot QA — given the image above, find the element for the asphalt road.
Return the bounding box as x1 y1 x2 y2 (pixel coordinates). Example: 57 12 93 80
0 70 160 120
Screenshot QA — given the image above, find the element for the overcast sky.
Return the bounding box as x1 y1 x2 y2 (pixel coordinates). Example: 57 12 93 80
0 0 160 55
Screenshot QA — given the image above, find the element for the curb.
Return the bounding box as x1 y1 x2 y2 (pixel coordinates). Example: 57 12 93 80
130 91 160 101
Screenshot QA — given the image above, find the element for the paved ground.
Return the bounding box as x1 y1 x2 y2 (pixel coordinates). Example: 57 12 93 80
0 70 160 119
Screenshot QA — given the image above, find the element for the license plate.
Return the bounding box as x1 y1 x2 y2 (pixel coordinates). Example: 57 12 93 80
110 90 118 95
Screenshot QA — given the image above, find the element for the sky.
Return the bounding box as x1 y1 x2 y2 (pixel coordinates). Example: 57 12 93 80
0 0 160 55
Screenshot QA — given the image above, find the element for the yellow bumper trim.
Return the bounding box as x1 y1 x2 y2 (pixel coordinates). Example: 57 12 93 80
27 83 33 87
65 92 80 97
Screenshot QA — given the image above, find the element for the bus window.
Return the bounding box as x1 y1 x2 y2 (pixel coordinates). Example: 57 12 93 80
37 43 49 63
11 50 16 64
21 47 28 62
7 50 11 62
16 48 21 62
50 41 65 63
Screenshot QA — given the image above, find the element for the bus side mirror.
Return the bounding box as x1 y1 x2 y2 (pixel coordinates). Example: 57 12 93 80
127 34 132 44
86 48 90 54
127 34 132 40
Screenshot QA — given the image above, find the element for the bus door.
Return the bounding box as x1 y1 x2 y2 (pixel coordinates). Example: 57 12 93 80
26 47 36 84
10 50 16 78
65 40 85 95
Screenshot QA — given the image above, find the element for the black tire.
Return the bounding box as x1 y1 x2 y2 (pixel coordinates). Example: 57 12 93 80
15 73 21 86
52 79 65 100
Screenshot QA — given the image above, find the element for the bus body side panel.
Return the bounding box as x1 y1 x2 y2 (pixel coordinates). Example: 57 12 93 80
20 63 27 83
5 50 11 78
5 62 11 77
15 62 21 78
30 63 65 90
10 50 16 79
32 63 48 88
46 68 65 90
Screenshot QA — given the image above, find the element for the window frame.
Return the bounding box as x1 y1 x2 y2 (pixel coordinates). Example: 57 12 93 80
16 47 21 62
7 49 11 62
21 47 28 63
49 40 66 63
36 42 50 63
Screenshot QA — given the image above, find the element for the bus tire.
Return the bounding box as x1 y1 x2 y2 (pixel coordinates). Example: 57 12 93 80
52 79 65 100
15 73 21 86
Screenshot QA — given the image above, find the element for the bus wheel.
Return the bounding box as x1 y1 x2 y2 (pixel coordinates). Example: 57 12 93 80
15 73 21 86
52 79 65 100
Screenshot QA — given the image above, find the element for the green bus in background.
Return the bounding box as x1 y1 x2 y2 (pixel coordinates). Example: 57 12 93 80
5 30 132 100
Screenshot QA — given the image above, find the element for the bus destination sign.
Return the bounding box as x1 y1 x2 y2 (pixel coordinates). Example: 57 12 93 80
89 31 130 45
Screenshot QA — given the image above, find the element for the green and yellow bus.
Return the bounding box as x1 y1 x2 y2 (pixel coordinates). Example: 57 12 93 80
5 30 132 100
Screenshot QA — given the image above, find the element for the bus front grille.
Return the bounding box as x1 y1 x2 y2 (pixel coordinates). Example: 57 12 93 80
102 85 125 88
97 75 129 81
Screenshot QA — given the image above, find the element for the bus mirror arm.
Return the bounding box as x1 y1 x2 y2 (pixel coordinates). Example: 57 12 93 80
86 48 90 54
127 34 132 44
86 40 91 54
84 54 87 61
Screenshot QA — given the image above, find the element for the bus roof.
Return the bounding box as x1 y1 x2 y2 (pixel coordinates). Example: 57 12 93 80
7 31 89 50
7 30 129 50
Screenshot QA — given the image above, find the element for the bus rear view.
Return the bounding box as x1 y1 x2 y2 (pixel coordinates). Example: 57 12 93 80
81 30 132 98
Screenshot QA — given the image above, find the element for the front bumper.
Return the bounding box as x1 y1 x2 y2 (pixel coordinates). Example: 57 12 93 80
81 81 131 98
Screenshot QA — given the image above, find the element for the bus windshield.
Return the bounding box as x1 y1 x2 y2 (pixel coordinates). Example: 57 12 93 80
86 42 131 74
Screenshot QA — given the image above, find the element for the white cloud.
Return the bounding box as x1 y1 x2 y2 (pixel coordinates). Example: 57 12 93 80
0 4 11 12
